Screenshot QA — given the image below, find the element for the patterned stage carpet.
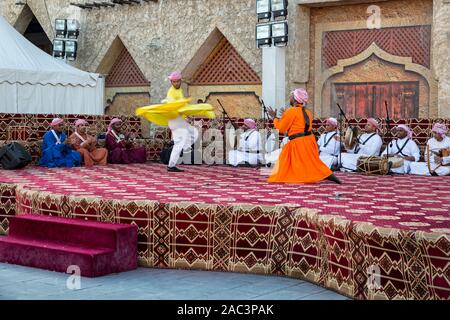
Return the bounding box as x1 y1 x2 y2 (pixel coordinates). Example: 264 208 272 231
0 163 449 234
0 163 449 299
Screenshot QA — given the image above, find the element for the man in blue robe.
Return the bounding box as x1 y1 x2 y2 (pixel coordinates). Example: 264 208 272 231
39 118 81 168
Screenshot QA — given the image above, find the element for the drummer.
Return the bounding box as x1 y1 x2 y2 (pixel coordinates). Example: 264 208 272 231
317 117 341 169
381 124 420 174
341 118 383 171
228 118 263 167
409 123 450 176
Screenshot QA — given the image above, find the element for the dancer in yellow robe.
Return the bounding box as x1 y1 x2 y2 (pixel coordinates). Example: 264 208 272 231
136 71 215 171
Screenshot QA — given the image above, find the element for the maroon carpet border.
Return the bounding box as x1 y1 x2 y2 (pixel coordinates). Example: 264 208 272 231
0 182 448 300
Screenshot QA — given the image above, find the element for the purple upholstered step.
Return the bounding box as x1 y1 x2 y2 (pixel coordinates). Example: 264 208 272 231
0 214 138 277
9 215 127 249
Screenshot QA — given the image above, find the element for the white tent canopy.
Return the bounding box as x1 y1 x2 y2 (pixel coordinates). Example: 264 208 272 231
0 16 104 115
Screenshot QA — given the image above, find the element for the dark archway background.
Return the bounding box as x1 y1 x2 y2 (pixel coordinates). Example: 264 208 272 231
23 16 52 55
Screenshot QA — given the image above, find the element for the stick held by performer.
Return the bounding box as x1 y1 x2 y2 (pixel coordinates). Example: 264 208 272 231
266 88 341 184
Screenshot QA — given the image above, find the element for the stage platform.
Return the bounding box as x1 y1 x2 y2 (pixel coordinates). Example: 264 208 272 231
0 163 449 300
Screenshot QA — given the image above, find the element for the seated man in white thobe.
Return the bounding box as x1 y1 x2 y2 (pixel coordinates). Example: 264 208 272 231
264 133 289 167
341 118 383 172
317 117 341 169
228 118 263 167
381 124 420 174
410 123 450 176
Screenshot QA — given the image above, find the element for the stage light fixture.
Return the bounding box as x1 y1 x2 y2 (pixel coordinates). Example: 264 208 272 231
256 23 272 48
65 40 78 61
55 19 67 38
256 0 271 20
271 0 288 19
271 21 288 47
53 39 65 58
66 19 80 39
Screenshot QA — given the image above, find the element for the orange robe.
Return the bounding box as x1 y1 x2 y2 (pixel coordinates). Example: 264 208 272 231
69 132 108 167
268 106 332 183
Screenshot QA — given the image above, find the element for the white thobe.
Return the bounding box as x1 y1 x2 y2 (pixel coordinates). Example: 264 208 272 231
228 129 263 166
168 116 199 167
264 135 289 165
409 136 450 176
380 137 420 174
341 132 383 171
317 131 341 169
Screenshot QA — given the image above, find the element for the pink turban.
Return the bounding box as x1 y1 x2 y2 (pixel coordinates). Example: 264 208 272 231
51 118 64 126
326 117 338 127
74 119 88 127
244 118 257 129
168 71 182 81
432 123 448 138
292 88 308 105
367 118 379 130
108 118 122 134
396 124 412 138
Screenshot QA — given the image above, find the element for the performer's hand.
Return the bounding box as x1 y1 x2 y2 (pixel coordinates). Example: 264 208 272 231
279 106 288 115
64 138 73 145
334 135 341 141
266 106 277 119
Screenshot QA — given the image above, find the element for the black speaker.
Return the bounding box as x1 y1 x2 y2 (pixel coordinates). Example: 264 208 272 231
160 145 173 165
0 142 32 170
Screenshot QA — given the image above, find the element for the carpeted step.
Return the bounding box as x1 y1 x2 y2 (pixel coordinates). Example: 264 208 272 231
0 236 114 277
8 215 123 249
0 214 138 277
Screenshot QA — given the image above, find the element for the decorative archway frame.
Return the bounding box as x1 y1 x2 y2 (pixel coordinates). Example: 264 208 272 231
11 2 55 39
313 17 437 117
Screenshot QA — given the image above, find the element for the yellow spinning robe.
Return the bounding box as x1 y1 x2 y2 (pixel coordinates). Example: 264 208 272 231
136 86 215 127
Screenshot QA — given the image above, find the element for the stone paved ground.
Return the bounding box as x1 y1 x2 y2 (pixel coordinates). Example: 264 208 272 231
0 263 349 300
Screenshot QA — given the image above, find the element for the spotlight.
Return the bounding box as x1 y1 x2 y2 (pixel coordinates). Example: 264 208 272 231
53 39 65 58
65 40 78 61
271 0 288 19
271 21 288 47
256 23 272 48
66 19 80 39
55 19 67 38
256 0 271 21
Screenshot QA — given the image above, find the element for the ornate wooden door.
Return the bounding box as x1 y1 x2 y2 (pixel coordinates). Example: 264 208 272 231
332 82 419 119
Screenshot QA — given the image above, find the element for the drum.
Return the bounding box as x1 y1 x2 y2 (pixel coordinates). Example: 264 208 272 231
427 146 450 173
437 148 450 166
344 126 358 150
357 156 389 175
388 156 404 169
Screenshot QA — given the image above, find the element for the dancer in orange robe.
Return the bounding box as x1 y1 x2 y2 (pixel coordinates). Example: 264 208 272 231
267 88 341 184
